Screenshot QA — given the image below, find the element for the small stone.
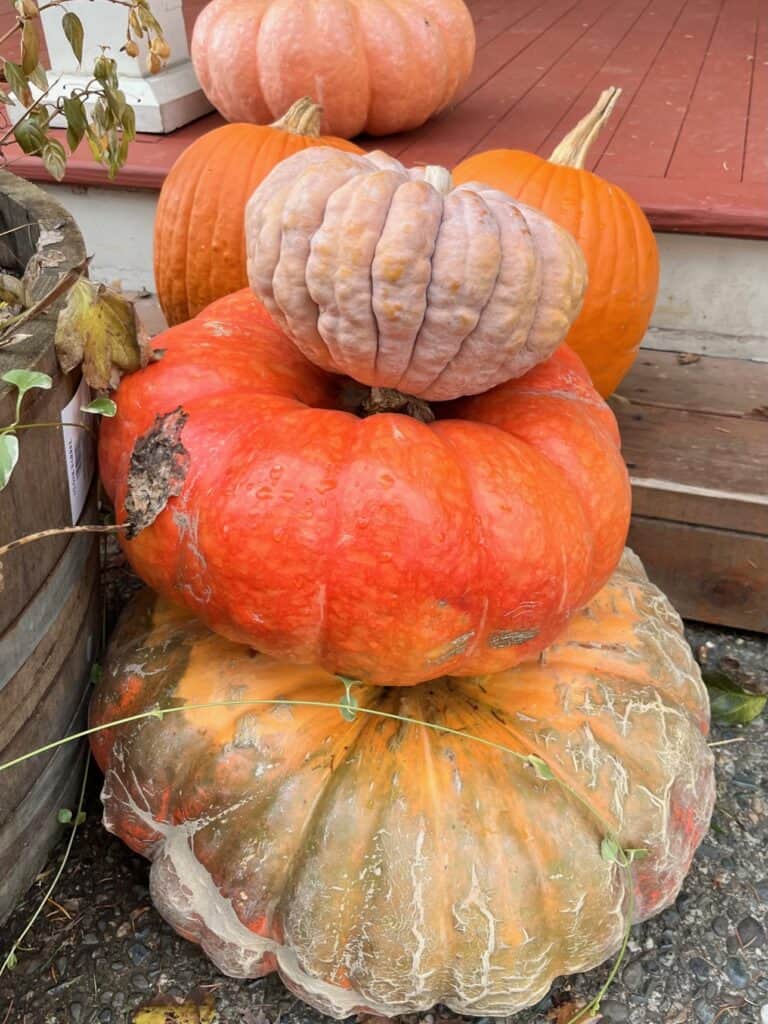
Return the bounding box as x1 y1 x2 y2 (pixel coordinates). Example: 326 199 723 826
693 997 715 1024
726 955 749 990
598 998 629 1023
622 960 644 992
131 973 151 992
712 915 730 937
689 956 711 979
98 1011 113 1023
82 932 100 946
726 934 740 955
128 942 152 966
760 1004 768 1024
737 915 765 947
54 956 68 975
755 880 768 902
69 1003 83 1023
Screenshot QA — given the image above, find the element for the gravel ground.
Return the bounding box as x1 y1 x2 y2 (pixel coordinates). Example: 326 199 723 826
1 623 766 1024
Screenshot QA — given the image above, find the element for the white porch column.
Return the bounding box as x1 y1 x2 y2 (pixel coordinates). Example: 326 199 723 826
39 0 213 133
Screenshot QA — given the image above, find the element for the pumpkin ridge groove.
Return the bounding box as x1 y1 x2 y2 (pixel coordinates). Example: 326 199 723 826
418 189 505 396
394 185 447 391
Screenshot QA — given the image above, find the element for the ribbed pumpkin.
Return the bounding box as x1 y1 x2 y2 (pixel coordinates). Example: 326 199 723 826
91 550 714 1018
246 147 587 400
190 0 475 139
153 98 362 327
454 88 659 397
98 289 630 686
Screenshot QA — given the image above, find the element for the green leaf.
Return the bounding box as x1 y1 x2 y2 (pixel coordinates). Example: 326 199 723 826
600 835 621 864
57 808 73 824
62 95 87 151
4 60 32 106
62 11 84 65
2 368 53 395
28 62 49 92
75 810 86 826
0 433 19 491
4 950 17 970
13 116 46 156
526 754 555 781
121 103 136 142
42 138 67 181
82 396 117 417
704 669 767 726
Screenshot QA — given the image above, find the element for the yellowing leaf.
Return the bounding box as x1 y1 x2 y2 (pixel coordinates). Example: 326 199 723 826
55 278 147 390
132 998 216 1023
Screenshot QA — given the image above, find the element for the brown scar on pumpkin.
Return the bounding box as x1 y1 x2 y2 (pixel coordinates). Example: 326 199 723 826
488 627 539 648
125 407 190 539
427 630 475 665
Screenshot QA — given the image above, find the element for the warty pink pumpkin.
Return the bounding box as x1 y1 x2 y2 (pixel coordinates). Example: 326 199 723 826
246 147 587 401
190 0 476 138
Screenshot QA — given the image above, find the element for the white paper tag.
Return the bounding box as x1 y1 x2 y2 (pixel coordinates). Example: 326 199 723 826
61 377 95 525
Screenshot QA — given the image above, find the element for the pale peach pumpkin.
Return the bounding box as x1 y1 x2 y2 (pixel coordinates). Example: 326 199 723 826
91 551 714 1017
245 148 587 401
190 0 476 139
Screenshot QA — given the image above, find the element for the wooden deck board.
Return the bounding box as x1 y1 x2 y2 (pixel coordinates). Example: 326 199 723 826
3 0 767 237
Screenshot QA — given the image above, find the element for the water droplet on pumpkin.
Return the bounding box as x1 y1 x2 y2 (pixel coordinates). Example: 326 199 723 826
270 464 283 482
379 472 395 488
256 487 272 500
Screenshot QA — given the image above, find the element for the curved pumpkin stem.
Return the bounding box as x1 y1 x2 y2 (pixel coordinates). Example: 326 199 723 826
549 86 622 169
423 165 453 194
271 97 324 137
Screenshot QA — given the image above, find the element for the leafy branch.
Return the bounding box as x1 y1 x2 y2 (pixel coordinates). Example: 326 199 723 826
0 366 115 489
0 0 170 180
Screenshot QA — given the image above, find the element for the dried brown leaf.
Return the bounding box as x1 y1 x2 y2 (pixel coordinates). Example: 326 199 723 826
676 351 701 365
125 407 190 538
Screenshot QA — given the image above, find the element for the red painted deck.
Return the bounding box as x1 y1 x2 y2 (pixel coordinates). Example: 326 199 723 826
2 0 767 237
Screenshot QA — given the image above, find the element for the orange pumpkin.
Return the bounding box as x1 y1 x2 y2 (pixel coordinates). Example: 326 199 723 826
454 88 659 397
91 551 714 1017
190 0 475 139
98 289 631 687
153 98 362 327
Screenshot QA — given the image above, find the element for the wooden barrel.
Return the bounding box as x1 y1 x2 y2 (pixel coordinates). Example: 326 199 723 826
0 172 100 924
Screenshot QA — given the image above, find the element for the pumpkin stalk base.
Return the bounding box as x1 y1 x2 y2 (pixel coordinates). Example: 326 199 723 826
362 386 436 424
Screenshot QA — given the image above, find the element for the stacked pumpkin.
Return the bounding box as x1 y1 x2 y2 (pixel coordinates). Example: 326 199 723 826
93 90 710 1019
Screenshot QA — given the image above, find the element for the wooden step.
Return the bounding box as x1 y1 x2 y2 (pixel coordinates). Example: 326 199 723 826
613 337 768 632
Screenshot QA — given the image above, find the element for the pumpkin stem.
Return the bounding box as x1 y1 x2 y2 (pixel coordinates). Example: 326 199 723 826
271 97 324 137
362 387 436 424
423 165 453 194
548 86 622 169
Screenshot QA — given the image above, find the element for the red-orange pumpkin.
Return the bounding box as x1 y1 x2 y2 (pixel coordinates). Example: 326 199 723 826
153 98 361 327
99 289 631 686
190 0 476 138
91 551 714 1017
454 88 659 397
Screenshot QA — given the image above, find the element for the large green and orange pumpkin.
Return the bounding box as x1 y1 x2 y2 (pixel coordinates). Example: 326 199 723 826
154 99 362 327
245 147 587 401
91 550 715 1017
98 289 631 685
454 88 659 397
